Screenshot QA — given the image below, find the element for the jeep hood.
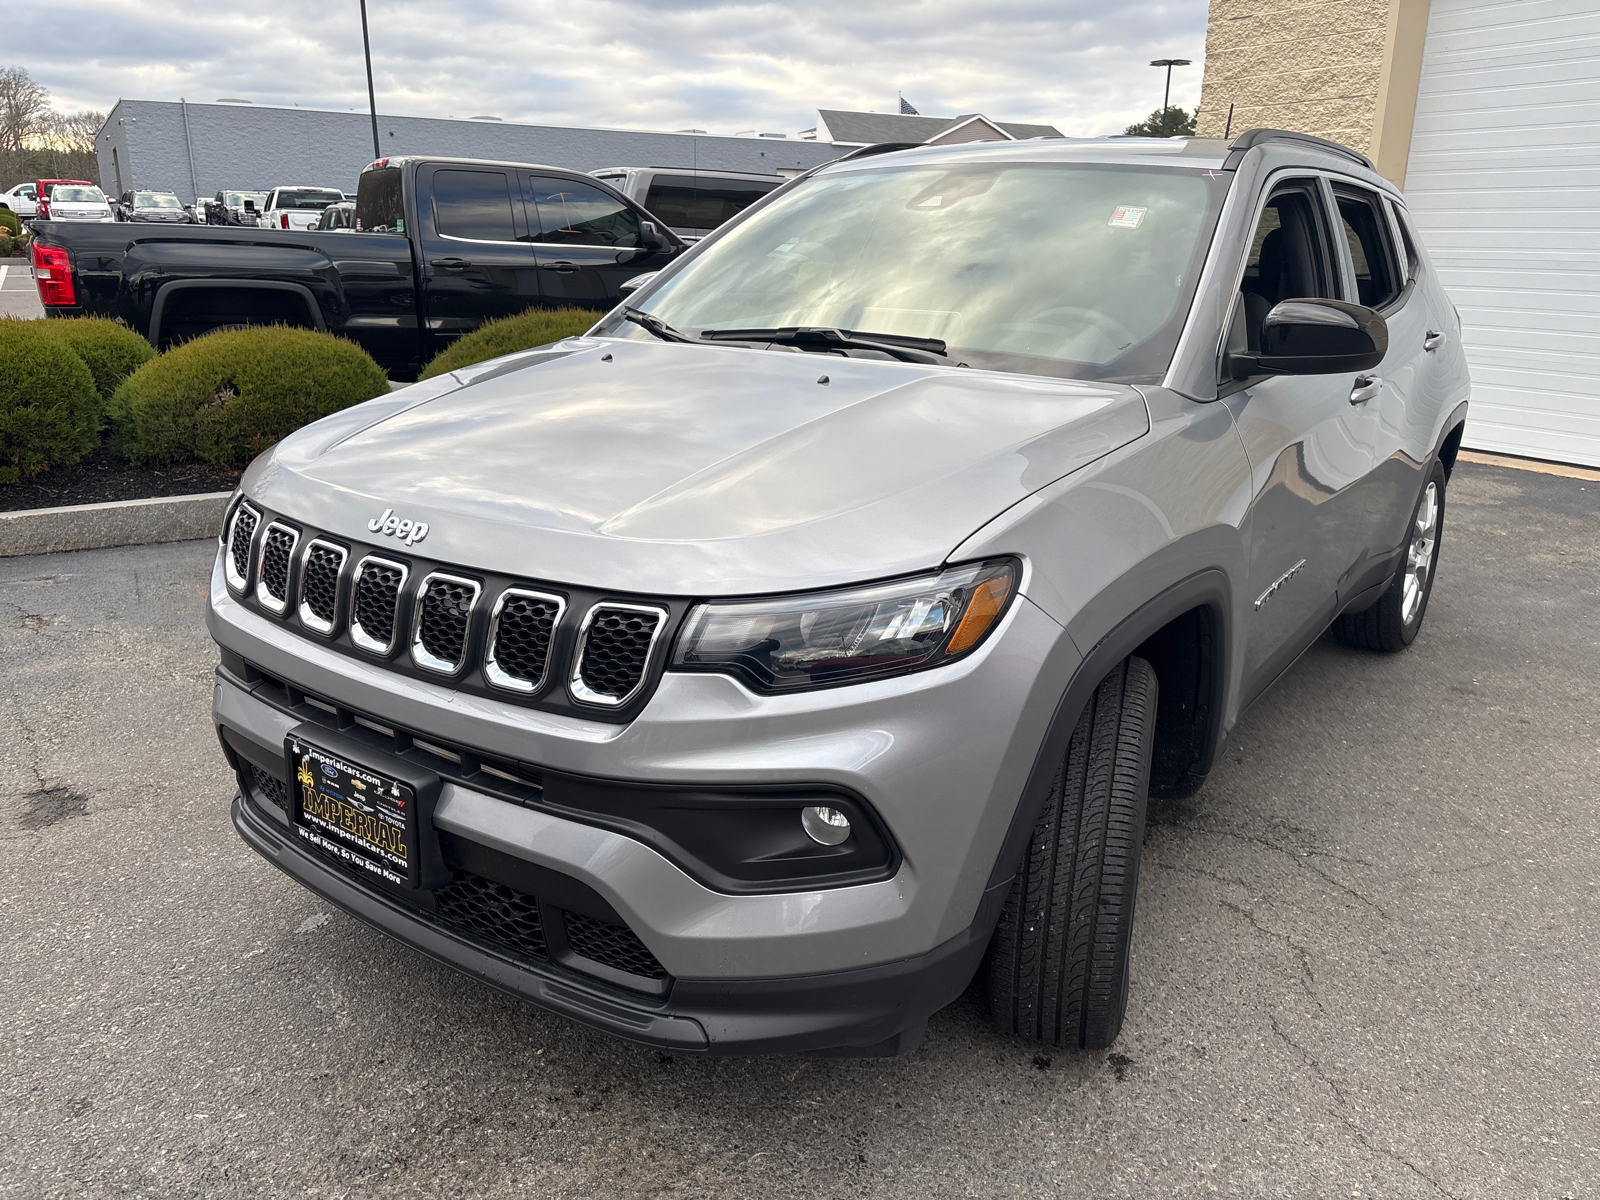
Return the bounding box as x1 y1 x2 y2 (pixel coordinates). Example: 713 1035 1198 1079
250 338 1147 596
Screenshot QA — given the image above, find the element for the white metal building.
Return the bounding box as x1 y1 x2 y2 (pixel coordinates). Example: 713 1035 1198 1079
1403 0 1600 467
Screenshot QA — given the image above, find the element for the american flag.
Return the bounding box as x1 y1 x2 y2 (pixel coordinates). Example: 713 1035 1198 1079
899 94 920 115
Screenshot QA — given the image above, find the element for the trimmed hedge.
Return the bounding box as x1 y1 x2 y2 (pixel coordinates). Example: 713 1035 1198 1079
35 317 155 400
0 207 20 237
0 320 101 484
419 307 601 380
109 325 390 466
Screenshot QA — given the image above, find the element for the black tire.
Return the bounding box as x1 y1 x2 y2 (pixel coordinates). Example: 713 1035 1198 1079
1334 459 1447 653
985 656 1158 1050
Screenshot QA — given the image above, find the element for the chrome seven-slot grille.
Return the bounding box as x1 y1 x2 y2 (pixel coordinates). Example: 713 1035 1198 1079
225 503 667 709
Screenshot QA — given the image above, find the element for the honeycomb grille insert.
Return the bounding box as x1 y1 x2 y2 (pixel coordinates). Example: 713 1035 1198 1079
256 524 298 612
351 558 407 653
433 872 548 964
414 574 479 673
486 591 563 692
572 605 664 705
298 541 345 633
562 910 668 980
227 504 258 588
247 764 288 812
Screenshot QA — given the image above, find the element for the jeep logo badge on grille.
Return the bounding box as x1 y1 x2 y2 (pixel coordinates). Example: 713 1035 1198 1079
368 507 429 546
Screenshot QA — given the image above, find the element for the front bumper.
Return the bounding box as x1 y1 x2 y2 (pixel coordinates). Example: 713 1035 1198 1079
233 788 996 1055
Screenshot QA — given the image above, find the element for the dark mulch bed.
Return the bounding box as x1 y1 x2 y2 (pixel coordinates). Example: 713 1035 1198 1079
0 444 242 513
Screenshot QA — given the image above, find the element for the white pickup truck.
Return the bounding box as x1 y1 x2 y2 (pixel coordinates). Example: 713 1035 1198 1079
0 182 38 219
260 185 346 231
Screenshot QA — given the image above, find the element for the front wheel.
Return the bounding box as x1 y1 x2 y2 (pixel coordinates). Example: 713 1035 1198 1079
985 656 1158 1050
1335 459 1447 653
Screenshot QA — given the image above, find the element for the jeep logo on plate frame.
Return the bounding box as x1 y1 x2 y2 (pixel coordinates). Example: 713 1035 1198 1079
367 507 429 546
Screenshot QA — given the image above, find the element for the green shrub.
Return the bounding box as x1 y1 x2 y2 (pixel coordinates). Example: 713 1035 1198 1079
0 320 101 484
419 307 601 380
108 325 390 466
0 207 20 237
35 317 155 400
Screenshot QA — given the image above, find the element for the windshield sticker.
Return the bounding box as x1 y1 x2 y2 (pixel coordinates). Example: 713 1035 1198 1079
1108 205 1147 229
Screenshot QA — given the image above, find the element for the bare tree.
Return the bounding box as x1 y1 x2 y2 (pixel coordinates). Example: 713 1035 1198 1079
0 65 51 155
46 109 103 155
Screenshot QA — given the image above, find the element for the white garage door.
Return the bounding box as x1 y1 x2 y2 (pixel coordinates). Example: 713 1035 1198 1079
1404 0 1600 467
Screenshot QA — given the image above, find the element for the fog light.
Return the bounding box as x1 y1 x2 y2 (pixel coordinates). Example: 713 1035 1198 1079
801 805 851 846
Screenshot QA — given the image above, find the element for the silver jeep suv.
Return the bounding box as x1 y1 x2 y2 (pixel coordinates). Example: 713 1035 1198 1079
210 130 1469 1056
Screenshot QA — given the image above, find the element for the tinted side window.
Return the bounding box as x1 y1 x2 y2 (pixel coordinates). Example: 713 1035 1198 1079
1334 187 1400 308
1235 182 1338 353
1387 199 1421 281
528 179 640 247
643 175 779 230
432 169 517 242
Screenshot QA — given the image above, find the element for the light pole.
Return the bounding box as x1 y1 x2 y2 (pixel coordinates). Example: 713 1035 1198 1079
360 0 381 162
1149 58 1192 136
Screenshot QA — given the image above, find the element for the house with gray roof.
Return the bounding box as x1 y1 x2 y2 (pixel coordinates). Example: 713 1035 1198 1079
803 109 1063 148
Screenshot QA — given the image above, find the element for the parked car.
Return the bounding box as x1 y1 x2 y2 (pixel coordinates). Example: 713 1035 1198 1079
205 190 269 226
261 185 347 231
0 183 38 219
28 156 685 376
590 166 782 241
205 131 1469 1056
314 201 355 231
37 180 111 222
117 189 198 224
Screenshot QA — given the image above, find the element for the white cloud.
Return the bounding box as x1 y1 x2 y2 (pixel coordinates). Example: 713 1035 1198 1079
15 0 1207 137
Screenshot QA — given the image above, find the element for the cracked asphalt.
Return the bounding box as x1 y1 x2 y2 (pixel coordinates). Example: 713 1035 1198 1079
1 460 1596 1199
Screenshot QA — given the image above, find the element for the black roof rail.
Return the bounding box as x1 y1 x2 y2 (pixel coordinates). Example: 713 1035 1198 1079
833 141 926 163
1225 128 1374 170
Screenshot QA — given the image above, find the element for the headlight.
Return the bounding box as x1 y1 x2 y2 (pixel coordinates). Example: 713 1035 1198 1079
672 559 1017 693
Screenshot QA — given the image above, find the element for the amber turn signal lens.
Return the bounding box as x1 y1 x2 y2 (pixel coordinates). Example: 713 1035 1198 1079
946 572 1014 655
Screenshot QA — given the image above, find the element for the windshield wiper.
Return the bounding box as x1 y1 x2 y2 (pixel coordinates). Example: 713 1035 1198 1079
622 307 700 344
699 326 947 365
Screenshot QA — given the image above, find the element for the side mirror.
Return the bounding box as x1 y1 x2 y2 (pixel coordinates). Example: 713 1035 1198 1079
243 199 257 212
638 220 664 251
618 271 658 301
1228 298 1387 378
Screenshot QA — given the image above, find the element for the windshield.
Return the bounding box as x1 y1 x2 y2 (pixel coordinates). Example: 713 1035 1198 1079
628 161 1228 383
272 189 343 210
223 191 267 207
52 187 105 204
135 193 184 210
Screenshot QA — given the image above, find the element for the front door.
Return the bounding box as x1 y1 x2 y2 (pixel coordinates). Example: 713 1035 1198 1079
523 174 676 309
1225 177 1382 699
416 164 542 361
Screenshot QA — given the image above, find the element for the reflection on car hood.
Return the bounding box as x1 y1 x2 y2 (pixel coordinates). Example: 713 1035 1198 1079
250 338 1149 596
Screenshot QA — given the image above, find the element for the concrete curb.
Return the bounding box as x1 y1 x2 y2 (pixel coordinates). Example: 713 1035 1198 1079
0 491 232 558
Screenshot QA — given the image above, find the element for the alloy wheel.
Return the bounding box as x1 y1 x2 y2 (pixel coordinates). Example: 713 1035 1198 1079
1402 481 1439 625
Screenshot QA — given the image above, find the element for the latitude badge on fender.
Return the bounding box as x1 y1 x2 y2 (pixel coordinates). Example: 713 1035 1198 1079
367 507 430 546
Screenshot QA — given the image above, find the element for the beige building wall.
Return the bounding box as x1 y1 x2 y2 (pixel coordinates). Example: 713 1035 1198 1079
1196 0 1431 185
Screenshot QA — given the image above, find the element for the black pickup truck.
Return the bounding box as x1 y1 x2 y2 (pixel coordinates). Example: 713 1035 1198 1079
28 156 685 379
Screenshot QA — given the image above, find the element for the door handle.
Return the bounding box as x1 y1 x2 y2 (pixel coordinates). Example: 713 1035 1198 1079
1423 330 1446 351
541 261 579 274
1350 375 1381 405
431 257 472 271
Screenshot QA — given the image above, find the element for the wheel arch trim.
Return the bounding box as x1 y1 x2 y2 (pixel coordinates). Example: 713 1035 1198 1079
985 568 1232 891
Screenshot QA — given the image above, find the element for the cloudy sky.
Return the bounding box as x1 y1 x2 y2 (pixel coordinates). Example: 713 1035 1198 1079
18 0 1207 137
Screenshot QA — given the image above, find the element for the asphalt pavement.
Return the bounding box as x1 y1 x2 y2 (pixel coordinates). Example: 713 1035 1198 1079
1 460 1596 1199
0 262 43 321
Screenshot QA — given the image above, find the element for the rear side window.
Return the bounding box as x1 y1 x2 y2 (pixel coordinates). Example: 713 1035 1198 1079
1387 199 1421 281
527 178 640 247
433 169 518 242
355 168 403 232
1334 186 1401 308
643 175 779 230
